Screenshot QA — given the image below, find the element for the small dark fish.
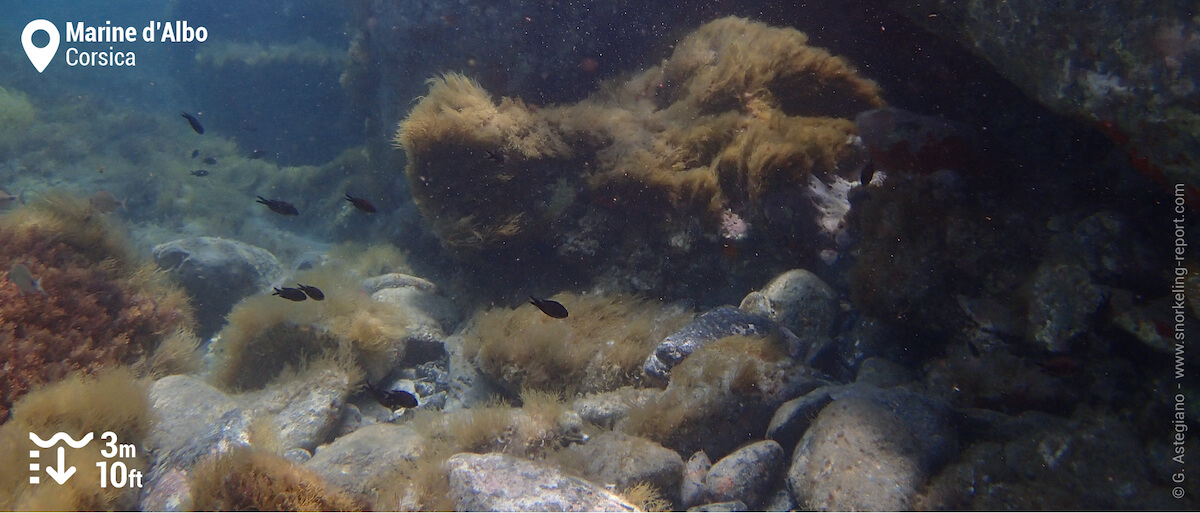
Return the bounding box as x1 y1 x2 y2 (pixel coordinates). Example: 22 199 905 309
484 150 506 165
181 112 204 134
966 340 981 358
8 263 47 296
345 193 377 214
190 149 199 159
246 149 265 160
0 188 22 209
256 196 299 216
190 169 209 177
202 157 218 165
89 190 126 214
272 286 307 301
297 284 324 301
365 382 419 410
860 159 876 185
529 296 568 319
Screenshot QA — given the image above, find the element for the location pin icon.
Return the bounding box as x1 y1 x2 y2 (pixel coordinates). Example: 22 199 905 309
22 19 60 73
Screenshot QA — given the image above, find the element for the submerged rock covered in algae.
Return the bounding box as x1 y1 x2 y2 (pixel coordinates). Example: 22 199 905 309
396 17 884 292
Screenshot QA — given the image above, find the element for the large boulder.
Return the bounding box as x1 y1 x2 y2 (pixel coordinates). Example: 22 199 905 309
787 385 957 511
152 237 283 338
893 0 1200 189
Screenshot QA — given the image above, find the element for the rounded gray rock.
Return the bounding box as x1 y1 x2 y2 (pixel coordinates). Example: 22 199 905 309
766 387 835 453
147 374 240 460
242 367 354 451
739 269 837 365
445 453 637 512
304 423 423 500
704 440 785 508
681 450 712 508
563 431 685 500
152 236 284 338
572 387 661 428
786 387 956 511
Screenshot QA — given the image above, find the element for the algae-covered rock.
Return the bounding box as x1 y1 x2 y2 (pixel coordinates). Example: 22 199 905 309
572 387 661 428
622 335 829 458
643 306 804 382
395 17 882 293
561 431 685 500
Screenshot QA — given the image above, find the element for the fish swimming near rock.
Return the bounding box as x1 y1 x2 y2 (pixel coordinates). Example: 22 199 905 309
202 157 218 165
296 284 324 300
345 193 377 214
181 112 204 134
190 169 209 177
246 149 265 160
190 149 200 159
256 196 299 216
272 286 307 301
529 296 569 319
7 263 47 296
89 190 126 214
365 382 419 410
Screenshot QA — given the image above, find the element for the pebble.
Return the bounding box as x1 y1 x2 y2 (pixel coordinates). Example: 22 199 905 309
681 450 712 508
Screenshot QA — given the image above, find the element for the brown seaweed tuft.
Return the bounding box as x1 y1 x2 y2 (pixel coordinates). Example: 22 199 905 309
462 292 691 395
189 447 364 511
0 367 149 511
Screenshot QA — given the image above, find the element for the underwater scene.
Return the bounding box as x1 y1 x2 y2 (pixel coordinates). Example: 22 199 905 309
0 0 1198 510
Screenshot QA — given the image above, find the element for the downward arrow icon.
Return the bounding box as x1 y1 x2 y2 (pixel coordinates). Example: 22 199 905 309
44 447 76 484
